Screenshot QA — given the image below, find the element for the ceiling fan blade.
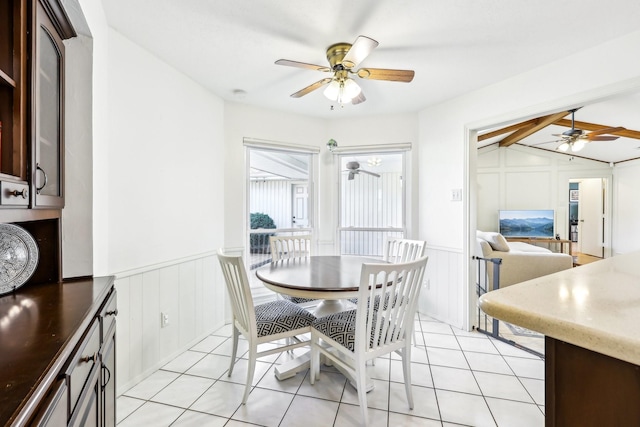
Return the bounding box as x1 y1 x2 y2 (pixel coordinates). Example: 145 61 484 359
290 78 332 98
342 35 379 69
359 169 381 178
587 135 620 141
275 59 331 72
356 68 415 82
351 91 366 105
586 126 626 138
530 140 562 146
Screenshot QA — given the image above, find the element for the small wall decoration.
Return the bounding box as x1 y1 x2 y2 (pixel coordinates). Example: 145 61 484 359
569 189 579 202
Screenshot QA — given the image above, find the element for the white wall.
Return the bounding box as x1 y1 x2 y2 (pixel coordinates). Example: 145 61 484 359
613 158 640 255
106 29 224 273
419 29 640 329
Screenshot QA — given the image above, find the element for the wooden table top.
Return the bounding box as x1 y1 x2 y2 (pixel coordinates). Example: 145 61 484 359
256 255 383 297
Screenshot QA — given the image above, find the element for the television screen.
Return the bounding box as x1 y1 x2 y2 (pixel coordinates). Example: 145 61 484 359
499 209 554 238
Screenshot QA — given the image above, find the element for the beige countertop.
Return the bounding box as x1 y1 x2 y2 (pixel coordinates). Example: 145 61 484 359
478 250 640 366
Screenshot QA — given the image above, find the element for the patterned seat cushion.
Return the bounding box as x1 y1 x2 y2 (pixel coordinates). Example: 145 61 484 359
254 299 316 337
312 310 389 352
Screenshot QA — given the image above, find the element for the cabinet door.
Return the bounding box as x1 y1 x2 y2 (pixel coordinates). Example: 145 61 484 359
32 1 64 208
101 326 116 427
30 378 68 427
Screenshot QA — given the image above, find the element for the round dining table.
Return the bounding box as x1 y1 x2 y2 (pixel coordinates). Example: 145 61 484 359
255 255 383 384
256 255 383 317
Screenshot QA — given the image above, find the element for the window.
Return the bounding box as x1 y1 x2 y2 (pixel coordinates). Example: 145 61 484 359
338 151 406 257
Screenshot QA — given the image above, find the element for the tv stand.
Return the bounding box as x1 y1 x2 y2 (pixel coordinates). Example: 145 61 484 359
506 237 572 254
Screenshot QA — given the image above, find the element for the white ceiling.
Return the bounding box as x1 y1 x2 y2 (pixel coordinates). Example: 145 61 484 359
102 0 640 160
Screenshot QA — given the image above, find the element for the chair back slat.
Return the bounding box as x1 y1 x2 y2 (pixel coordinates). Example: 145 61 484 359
384 238 426 264
217 250 256 336
270 235 312 261
356 256 428 353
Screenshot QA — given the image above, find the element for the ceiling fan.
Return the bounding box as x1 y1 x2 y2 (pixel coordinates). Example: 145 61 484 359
275 35 415 105
345 161 380 180
543 109 626 152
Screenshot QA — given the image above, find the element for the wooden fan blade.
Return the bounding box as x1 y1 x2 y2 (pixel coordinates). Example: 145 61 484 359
275 59 331 72
586 126 626 137
356 68 415 82
342 35 379 69
588 136 620 141
351 91 366 105
290 78 332 98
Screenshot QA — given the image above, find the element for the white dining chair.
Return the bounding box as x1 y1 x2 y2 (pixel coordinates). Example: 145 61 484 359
309 256 429 426
269 235 317 305
217 249 316 403
384 237 427 263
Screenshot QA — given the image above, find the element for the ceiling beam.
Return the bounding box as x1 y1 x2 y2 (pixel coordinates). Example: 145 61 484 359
498 111 569 147
477 118 538 141
554 119 640 140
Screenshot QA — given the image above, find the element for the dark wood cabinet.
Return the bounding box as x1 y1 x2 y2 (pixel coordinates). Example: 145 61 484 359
0 277 116 427
0 0 75 210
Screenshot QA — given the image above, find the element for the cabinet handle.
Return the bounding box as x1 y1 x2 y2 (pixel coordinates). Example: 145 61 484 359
36 164 48 194
101 364 111 390
80 351 98 364
11 189 28 199
105 308 118 317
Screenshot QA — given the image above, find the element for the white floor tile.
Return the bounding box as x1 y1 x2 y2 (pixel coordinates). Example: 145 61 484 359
171 410 228 426
520 377 545 406
335 402 388 427
474 371 534 403
256 364 306 394
116 396 145 424
185 353 232 379
423 332 461 350
341 378 390 411
279 395 339 427
431 365 482 395
426 347 469 369
162 350 206 373
117 401 184 427
149 374 214 408
457 335 500 354
466 351 513 375
231 387 294 427
389 382 440 420
190 381 246 418
190 335 228 353
388 411 442 427
420 321 454 335
297 370 347 402
389 360 433 388
221 357 272 386
122 370 180 400
485 397 545 427
503 355 545 380
437 389 497 427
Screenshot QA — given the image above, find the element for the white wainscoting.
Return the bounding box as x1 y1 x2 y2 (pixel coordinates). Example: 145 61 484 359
115 251 225 395
419 246 465 330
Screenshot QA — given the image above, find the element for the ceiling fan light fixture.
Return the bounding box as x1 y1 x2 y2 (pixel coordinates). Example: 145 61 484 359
558 142 570 152
324 78 361 104
571 140 586 152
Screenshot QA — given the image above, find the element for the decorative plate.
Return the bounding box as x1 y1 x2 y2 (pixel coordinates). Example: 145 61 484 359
0 223 39 295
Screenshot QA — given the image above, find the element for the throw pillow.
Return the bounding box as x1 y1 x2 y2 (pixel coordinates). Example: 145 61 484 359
477 231 510 252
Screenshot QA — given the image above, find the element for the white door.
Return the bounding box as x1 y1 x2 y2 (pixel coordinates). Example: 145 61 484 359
578 178 604 257
292 184 308 227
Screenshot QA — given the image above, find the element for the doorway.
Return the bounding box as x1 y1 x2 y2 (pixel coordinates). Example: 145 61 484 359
570 178 606 260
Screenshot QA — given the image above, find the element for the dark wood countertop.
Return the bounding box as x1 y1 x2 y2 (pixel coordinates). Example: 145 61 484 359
0 276 115 427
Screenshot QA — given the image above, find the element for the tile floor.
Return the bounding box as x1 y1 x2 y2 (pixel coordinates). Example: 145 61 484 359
116 313 545 427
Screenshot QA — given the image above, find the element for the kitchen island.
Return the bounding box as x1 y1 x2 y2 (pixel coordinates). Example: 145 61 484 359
479 251 640 427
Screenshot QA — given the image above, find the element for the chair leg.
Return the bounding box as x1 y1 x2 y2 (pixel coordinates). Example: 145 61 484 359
229 324 239 376
309 333 318 385
402 342 414 409
242 344 257 404
356 364 369 426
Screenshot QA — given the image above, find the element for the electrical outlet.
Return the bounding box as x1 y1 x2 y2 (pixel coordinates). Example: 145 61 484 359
161 312 169 328
451 189 462 201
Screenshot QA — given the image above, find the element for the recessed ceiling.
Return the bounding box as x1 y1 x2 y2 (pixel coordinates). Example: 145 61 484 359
102 0 640 120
